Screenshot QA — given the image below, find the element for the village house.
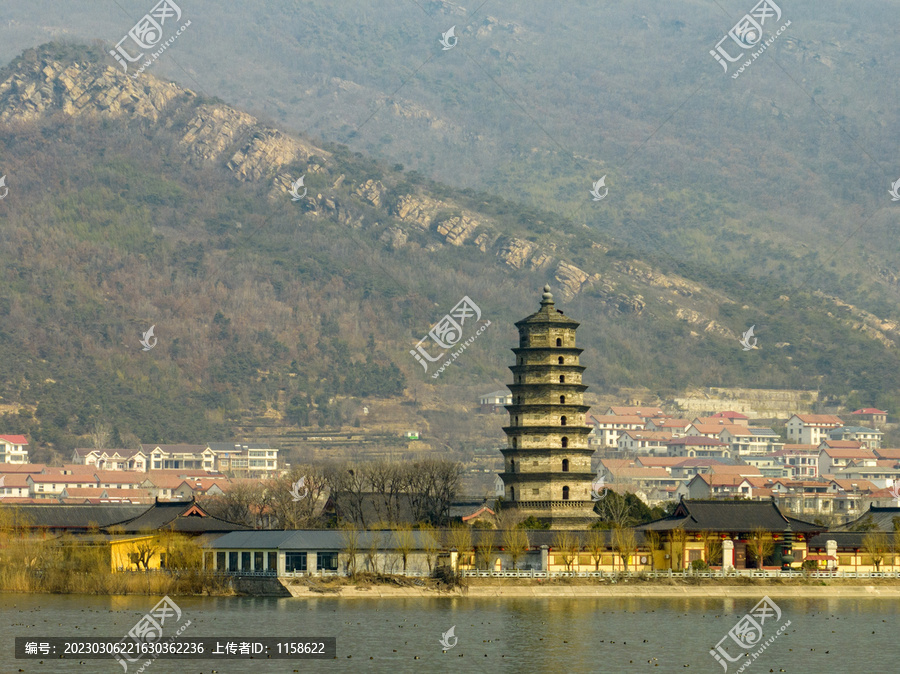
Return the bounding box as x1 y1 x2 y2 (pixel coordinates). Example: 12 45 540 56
742 455 792 478
773 445 820 478
142 444 217 472
478 390 512 414
206 443 280 477
827 426 883 450
717 426 783 456
604 406 665 419
667 436 731 459
709 411 751 426
588 414 646 448
26 474 99 499
72 448 148 471
818 446 876 476
786 414 843 445
850 408 888 426
0 435 29 464
617 430 673 455
644 418 692 435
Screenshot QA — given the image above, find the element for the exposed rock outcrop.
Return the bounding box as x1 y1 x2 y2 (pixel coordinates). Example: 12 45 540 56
355 179 386 208
497 237 537 269
554 261 590 300
436 214 479 246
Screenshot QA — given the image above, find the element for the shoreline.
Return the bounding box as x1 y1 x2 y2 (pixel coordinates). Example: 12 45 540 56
284 583 900 599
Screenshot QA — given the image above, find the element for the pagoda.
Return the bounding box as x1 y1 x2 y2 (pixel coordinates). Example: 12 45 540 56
499 285 598 529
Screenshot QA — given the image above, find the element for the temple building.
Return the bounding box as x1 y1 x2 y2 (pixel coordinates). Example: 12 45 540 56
499 286 598 529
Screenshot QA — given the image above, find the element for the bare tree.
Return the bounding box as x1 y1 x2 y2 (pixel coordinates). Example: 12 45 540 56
502 527 529 570
612 526 637 572
90 422 111 451
418 523 440 572
586 528 607 571
552 531 579 571
702 530 723 567
645 530 661 571
448 524 473 570
364 530 382 574
341 523 361 577
475 529 496 570
393 524 415 574
266 466 328 529
595 491 636 529
668 528 687 571
134 539 157 571
862 532 889 571
746 527 774 569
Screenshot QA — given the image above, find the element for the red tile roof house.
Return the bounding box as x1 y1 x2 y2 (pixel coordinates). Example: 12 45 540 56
817 447 876 476
851 408 888 425
0 435 29 463
772 445 820 478
587 414 645 447
0 473 31 498
667 437 732 459
616 430 673 455
710 411 751 425
786 414 843 445
604 406 665 419
26 474 99 499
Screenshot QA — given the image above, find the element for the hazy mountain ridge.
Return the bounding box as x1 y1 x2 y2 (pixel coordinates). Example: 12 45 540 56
0 43 898 456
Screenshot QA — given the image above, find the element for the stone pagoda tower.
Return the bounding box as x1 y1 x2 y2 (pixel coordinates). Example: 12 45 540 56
499 285 597 529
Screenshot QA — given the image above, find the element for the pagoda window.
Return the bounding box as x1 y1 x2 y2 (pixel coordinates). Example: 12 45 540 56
510 459 516 472
561 437 568 448
562 486 570 500
561 416 567 426
559 395 565 404
558 356 564 364
515 416 519 425
512 438 518 449
556 338 562 347
559 375 565 383
510 486 516 500
562 459 569 472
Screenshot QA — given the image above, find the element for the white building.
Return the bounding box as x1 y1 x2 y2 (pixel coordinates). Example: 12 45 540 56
786 414 843 445
72 448 148 472
589 415 645 447
827 426 883 450
0 435 29 464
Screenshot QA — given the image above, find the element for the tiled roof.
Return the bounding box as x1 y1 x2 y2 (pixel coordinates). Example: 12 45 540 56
793 414 843 425
0 464 48 473
711 411 750 420
833 505 900 532
28 474 98 484
820 448 875 459
589 415 645 425
639 499 822 533
668 437 728 446
621 430 673 441
852 408 887 415
6 504 150 529
776 445 819 454
0 435 28 444
93 471 146 484
106 500 250 533
140 444 209 453
607 406 664 417
874 449 900 460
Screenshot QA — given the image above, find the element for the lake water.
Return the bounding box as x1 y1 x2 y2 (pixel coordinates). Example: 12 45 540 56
0 593 895 673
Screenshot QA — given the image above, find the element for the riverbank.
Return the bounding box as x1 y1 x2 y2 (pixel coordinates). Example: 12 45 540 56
282 577 900 599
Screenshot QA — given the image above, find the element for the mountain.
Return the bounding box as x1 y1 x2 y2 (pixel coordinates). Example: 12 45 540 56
0 43 898 458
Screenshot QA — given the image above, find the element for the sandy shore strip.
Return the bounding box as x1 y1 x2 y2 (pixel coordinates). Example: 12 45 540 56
284 584 900 599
